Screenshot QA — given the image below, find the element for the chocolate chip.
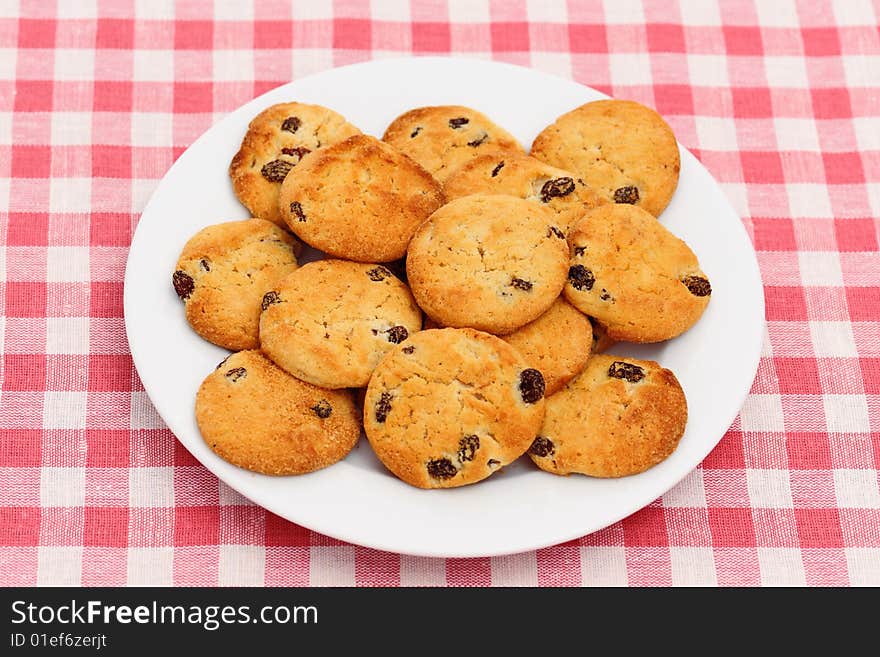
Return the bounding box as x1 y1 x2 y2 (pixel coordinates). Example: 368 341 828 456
374 392 393 423
528 436 555 457
491 161 505 177
289 201 307 222
261 291 281 311
367 266 391 282
281 146 311 160
613 185 639 204
458 435 479 462
281 116 301 133
199 259 210 272
172 270 194 300
519 369 545 404
427 458 458 479
573 246 586 257
487 459 501 468
402 345 415 354
225 367 247 383
261 159 293 182
448 117 469 129
467 133 488 147
568 265 595 291
681 275 712 297
548 226 565 239
312 400 332 419
540 177 576 203
510 277 533 291
410 126 422 138
608 361 645 383
386 326 409 344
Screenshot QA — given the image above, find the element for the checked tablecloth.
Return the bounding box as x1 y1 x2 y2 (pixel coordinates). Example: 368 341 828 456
1 0 879 587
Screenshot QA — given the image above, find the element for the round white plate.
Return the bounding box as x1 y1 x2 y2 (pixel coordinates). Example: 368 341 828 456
125 57 764 558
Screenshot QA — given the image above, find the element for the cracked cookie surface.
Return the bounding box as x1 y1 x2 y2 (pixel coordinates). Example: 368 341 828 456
172 218 300 351
259 260 422 388
528 354 687 477
278 135 444 262
406 194 569 335
229 102 361 226
443 152 607 236
564 203 710 343
531 99 680 217
364 328 546 489
196 350 360 475
383 105 523 182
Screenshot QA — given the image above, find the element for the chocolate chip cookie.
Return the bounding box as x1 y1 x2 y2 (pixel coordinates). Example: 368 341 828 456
564 203 711 342
278 135 444 262
528 354 687 477
531 99 680 217
172 218 299 351
364 328 546 489
196 350 360 475
259 260 422 389
229 102 361 226
406 194 569 335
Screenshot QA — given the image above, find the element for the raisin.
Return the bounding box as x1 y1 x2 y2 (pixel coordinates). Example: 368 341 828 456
528 436 555 457
261 291 281 311
289 201 307 222
281 146 311 160
449 117 469 129
510 277 533 291
402 345 415 354
312 400 332 419
386 326 409 344
199 259 210 272
681 275 712 297
573 246 586 257
540 177 575 203
374 392 393 423
281 116 301 133
215 355 230 370
548 226 565 239
172 270 194 300
225 367 247 383
467 133 488 147
261 159 293 182
599 289 613 301
427 458 458 479
519 368 545 404
491 161 505 177
410 126 422 138
608 361 645 383
568 265 595 291
367 266 391 282
458 435 480 462
487 459 501 468
613 185 639 204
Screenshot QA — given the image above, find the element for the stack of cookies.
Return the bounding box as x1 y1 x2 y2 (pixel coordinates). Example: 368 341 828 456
173 98 710 489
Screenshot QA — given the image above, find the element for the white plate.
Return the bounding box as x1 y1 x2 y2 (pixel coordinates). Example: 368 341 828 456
124 57 764 558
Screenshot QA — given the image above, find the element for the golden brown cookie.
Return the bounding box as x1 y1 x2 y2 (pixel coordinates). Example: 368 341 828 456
229 102 361 226
364 328 546 489
259 260 422 389
443 152 607 236
531 99 680 217
383 105 523 182
406 194 569 335
501 297 593 396
564 203 711 343
195 350 360 475
172 219 299 351
278 135 444 262
528 354 687 477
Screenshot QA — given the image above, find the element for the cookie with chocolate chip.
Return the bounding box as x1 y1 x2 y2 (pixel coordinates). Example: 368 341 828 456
229 102 361 226
564 203 710 342
278 134 444 262
364 328 546 489
443 152 607 236
383 105 523 182
531 99 680 217
406 194 569 335
259 259 422 388
528 354 687 477
195 350 360 475
172 219 300 351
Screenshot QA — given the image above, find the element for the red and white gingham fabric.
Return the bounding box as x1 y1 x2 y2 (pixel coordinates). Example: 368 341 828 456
2 0 879 587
